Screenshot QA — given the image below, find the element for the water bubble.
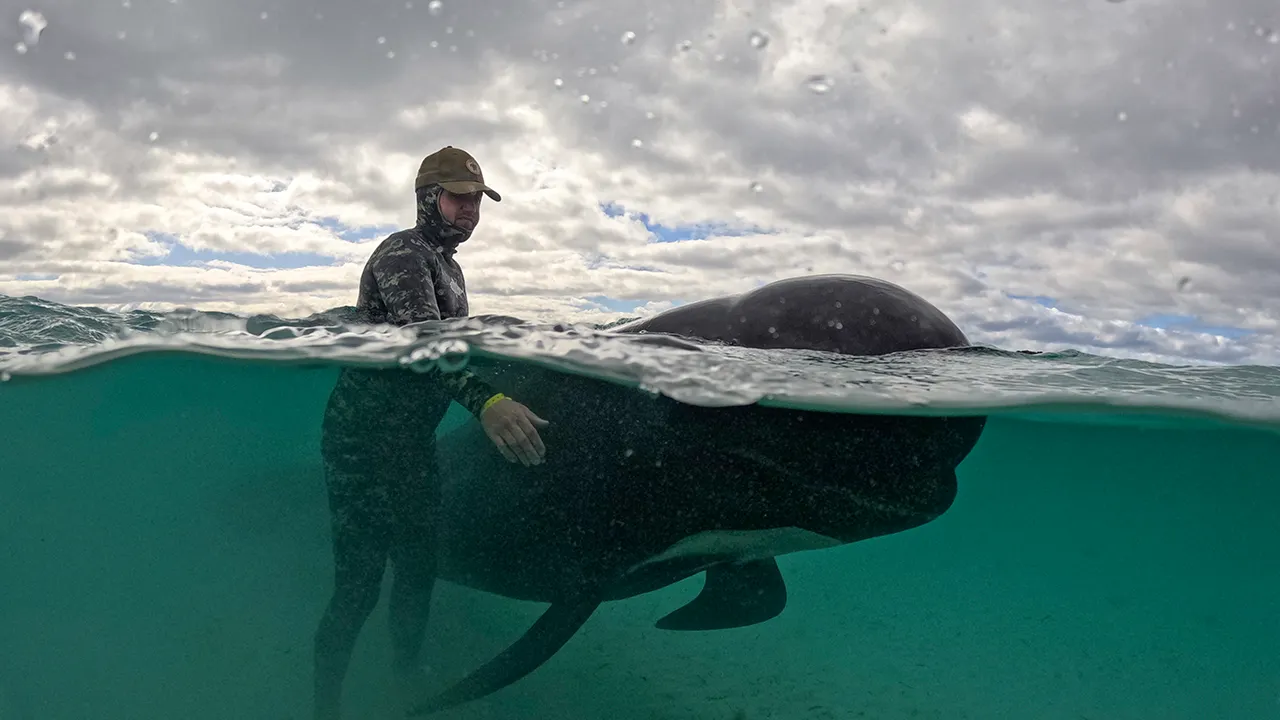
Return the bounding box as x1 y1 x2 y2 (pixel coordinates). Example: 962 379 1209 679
0 372 10 382
430 40 438 47
748 30 769 48
149 131 159 141
64 51 74 60
621 30 636 44
436 348 470 373
1270 31 1280 44
749 181 763 192
427 0 443 14
579 94 590 103
631 138 643 147
19 10 47 45
553 77 563 88
15 42 27 54
804 74 833 94
386 50 395 58
377 36 386 44
1116 110 1128 121
645 111 655 119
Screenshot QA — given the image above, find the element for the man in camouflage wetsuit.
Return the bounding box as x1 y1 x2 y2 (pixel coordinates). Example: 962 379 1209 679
313 146 549 720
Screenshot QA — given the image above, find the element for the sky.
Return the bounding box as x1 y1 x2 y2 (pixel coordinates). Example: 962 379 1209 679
0 0 1277 365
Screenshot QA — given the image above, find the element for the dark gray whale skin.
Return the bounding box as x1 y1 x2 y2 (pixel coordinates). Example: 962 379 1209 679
410 274 988 716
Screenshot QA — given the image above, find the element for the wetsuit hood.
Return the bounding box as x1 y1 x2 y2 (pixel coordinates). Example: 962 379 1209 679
416 183 471 253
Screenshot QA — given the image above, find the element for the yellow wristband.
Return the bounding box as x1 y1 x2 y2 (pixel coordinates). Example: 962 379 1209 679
480 393 507 415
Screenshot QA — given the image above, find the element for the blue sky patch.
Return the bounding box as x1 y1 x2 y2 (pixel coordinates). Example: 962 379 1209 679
131 232 339 269
125 218 392 270
1007 293 1060 309
1135 313 1253 339
601 202 765 243
582 295 650 313
313 216 398 242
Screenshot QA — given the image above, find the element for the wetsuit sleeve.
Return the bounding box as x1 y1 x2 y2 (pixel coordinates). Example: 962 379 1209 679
369 239 502 419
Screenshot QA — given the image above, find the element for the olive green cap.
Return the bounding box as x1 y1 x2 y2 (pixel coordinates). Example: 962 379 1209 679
414 146 501 202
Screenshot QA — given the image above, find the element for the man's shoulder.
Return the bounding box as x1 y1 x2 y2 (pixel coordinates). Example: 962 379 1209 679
368 228 439 265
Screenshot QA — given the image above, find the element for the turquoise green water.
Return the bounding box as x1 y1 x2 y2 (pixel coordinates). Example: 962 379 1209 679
1 297 1278 719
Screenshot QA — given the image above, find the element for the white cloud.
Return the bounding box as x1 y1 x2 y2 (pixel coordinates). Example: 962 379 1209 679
0 0 1277 364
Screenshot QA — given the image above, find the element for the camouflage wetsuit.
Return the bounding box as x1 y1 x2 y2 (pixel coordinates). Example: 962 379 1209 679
313 184 499 713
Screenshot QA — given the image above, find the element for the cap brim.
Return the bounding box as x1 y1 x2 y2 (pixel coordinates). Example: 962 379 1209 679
440 180 501 202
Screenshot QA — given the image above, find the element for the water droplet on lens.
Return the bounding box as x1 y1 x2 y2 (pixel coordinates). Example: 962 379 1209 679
579 94 590 103
386 50 395 58
64 51 74 60
1269 31 1280 44
18 10 47 45
749 181 763 192
748 30 769 48
428 0 443 14
677 40 692 51
149 131 159 141
804 74 833 93
1117 110 1127 121
15 42 27 54
553 77 563 88
621 30 636 44
0 372 10 382
260 11 269 19
377 36 386 44
631 138 643 147
1177 276 1192 291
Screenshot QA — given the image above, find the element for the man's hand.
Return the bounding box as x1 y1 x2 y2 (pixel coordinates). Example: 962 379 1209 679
480 397 549 466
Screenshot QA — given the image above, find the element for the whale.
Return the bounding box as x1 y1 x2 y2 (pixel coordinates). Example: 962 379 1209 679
408 274 988 715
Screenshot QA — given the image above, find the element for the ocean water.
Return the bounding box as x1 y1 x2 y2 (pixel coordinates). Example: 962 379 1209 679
1 294 1278 720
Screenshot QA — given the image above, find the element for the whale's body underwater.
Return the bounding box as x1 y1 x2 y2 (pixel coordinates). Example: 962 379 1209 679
409 274 988 715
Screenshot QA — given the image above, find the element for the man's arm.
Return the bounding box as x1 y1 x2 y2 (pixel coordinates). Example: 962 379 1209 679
370 238 501 419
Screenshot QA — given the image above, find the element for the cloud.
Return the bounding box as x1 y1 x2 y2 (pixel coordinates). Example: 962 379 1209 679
0 0 1277 365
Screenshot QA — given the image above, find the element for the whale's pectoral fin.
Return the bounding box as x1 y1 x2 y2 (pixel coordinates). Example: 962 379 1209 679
654 558 787 631
405 597 601 717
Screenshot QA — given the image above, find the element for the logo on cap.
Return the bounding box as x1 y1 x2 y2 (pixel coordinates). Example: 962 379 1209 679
465 159 480 175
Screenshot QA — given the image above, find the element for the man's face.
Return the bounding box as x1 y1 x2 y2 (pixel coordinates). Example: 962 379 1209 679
438 189 482 231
